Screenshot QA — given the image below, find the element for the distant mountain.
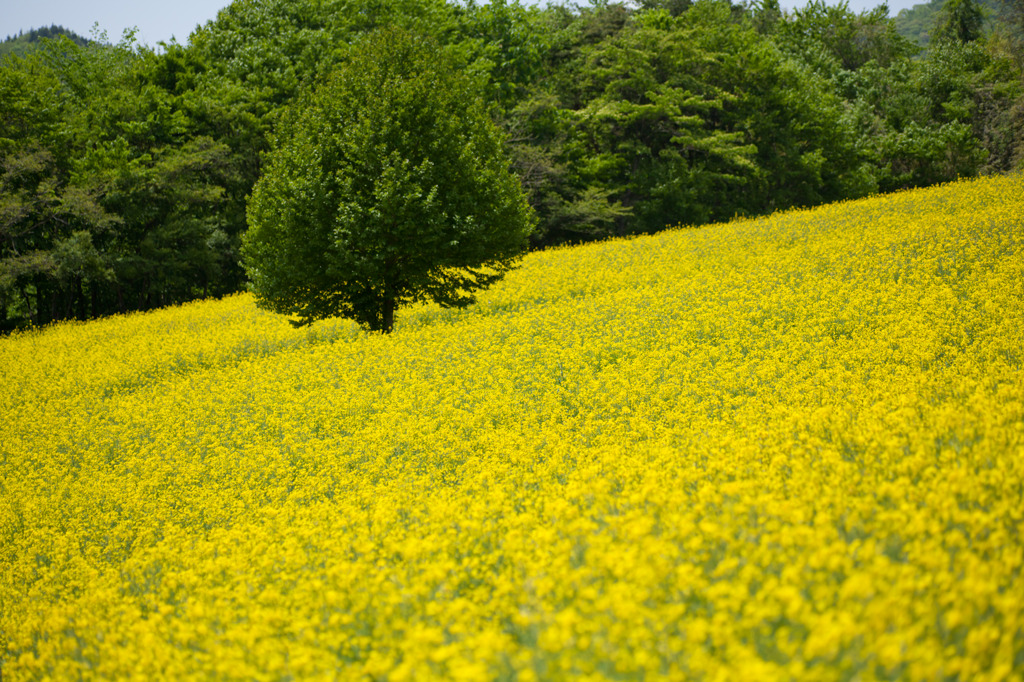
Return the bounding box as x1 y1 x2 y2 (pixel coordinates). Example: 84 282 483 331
893 0 1001 46
0 25 91 59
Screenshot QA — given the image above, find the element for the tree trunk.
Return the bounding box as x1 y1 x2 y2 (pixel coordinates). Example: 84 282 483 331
382 296 396 334
31 278 43 326
48 285 58 323
76 276 86 321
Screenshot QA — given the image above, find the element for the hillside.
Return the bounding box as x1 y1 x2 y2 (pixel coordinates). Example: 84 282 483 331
0 25 90 59
894 0 1001 45
2 174 1023 679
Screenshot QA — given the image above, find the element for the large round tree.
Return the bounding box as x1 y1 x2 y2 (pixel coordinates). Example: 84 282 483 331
242 28 535 333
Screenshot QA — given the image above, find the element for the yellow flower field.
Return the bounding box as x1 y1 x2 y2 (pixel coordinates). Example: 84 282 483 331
2 174 1023 681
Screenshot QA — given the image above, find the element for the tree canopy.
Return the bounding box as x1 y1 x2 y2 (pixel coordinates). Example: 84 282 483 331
242 28 535 332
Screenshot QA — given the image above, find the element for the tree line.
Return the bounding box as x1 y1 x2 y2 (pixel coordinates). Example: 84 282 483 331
1 0 1022 331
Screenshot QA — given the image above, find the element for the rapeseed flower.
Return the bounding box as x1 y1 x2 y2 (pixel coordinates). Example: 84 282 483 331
1 175 1023 680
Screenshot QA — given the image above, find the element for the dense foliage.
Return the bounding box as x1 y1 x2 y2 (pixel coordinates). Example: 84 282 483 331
243 29 534 332
2 0 1022 329
3 174 1023 678
0 33 240 330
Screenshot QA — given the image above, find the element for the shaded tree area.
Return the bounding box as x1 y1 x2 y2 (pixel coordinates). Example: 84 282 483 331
2 0 1022 330
1 34 237 329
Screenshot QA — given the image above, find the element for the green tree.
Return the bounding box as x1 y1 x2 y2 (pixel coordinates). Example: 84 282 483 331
493 2 639 245
0 45 118 327
0 31 240 329
777 0 916 77
934 0 985 42
47 33 235 313
453 0 549 113
548 2 875 233
565 7 758 233
993 0 1024 65
838 37 1013 189
242 29 535 333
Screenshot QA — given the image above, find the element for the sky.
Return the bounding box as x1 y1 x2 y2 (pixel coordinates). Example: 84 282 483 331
1 0 926 48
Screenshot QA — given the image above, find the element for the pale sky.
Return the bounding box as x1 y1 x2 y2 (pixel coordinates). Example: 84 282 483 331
1 0 925 48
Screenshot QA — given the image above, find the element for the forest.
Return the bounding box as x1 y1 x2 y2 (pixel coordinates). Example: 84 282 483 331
1 0 1022 330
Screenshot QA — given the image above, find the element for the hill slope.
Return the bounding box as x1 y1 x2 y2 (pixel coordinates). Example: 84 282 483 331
2 175 1023 679
0 25 90 59
894 0 1001 45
